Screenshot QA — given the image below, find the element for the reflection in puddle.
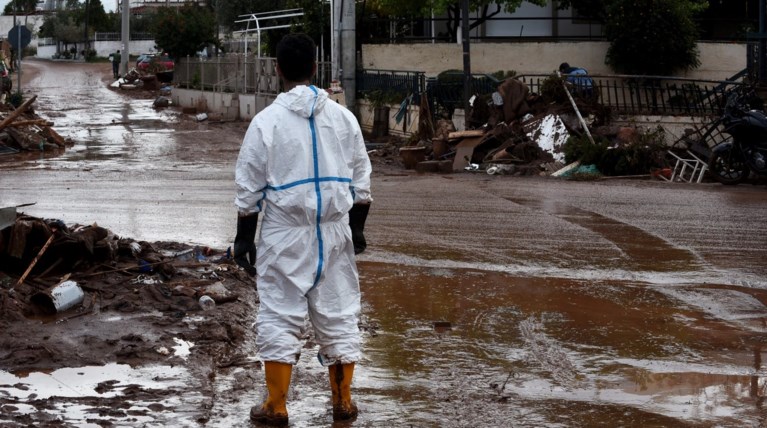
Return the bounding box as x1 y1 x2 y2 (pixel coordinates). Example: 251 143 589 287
0 363 202 426
356 262 767 426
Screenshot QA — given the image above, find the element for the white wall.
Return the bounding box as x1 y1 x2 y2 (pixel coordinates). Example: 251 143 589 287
0 15 45 47
35 40 158 59
362 41 747 81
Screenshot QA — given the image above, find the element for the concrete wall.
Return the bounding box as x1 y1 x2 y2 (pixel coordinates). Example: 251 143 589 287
171 87 277 121
361 41 747 81
357 100 419 137
0 15 45 47
36 40 157 59
171 87 419 137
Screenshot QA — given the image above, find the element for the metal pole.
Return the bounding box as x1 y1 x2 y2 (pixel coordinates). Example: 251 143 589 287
84 0 89 55
121 0 130 76
341 0 355 110
431 9 435 44
760 0 766 84
461 0 471 129
16 12 21 94
331 0 340 81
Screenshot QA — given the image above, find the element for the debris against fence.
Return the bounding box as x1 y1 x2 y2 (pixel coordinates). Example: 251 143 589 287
0 95 70 154
381 76 598 176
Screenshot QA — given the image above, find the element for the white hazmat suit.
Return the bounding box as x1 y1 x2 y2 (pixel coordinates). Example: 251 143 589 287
235 85 372 366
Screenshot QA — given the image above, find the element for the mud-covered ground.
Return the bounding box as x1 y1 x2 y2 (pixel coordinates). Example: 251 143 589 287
1 60 767 427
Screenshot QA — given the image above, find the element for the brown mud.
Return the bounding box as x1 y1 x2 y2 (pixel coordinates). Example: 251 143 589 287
0 60 766 427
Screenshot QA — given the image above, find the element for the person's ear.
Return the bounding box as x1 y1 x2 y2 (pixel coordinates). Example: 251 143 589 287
276 64 284 78
311 62 317 77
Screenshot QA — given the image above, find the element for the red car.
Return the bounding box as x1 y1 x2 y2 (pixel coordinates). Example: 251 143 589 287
136 54 174 83
136 54 174 72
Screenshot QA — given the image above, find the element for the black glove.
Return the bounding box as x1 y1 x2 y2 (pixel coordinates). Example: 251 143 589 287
349 203 371 255
234 213 258 276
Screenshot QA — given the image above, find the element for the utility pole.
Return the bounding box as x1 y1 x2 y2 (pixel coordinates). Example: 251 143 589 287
84 0 90 56
14 2 21 95
340 0 355 110
461 0 471 129
331 0 340 81
121 0 130 76
760 0 766 85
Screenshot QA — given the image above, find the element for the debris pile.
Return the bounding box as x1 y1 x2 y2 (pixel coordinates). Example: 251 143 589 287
0 95 70 155
0 213 249 332
374 76 609 176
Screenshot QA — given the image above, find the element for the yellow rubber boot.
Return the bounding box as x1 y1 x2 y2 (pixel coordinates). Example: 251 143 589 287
250 361 292 426
329 363 358 421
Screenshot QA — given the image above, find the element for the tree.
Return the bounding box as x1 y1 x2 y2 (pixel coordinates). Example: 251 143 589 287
78 0 111 33
152 4 217 58
2 0 38 15
604 0 705 75
370 0 547 41
554 0 608 20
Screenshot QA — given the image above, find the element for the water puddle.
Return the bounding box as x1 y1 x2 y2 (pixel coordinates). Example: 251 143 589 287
0 362 203 426
346 262 767 426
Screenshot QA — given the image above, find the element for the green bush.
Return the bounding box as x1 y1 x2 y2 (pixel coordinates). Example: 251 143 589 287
605 0 702 75
363 89 406 108
540 74 569 104
563 127 667 176
491 70 516 81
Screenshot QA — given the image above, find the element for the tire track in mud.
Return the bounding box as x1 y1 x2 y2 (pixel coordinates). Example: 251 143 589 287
504 197 703 273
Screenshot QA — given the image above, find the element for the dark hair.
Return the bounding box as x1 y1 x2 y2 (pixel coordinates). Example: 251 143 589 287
558 62 570 72
276 33 316 82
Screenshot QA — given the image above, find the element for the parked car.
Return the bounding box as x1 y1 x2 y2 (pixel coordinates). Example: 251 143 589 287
136 54 174 72
136 53 174 83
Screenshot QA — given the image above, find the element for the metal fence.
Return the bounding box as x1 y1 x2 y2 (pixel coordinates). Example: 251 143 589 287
94 32 154 41
356 69 426 103
516 74 743 116
172 58 745 117
175 56 332 95
357 68 746 117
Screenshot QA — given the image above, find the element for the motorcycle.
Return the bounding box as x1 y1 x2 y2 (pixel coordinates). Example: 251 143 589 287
708 89 767 185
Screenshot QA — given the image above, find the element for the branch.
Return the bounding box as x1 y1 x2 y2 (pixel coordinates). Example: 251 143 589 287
469 4 501 31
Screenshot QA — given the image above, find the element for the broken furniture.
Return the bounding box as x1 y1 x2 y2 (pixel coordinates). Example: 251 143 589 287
663 150 708 183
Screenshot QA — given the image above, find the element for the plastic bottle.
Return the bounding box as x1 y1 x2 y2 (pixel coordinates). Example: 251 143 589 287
198 295 216 311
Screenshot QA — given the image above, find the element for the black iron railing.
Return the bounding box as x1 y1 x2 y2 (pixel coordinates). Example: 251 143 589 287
358 68 746 117
356 69 426 104
516 74 744 116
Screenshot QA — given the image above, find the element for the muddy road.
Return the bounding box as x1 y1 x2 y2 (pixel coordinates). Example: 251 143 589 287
1 60 767 427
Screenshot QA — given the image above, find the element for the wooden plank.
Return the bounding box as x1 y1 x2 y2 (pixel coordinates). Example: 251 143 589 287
447 129 485 140
452 136 485 172
0 95 37 131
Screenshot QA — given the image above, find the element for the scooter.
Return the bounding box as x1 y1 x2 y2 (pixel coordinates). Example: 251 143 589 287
708 89 767 185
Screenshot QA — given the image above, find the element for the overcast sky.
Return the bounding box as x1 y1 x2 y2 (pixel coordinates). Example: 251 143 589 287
0 1 117 14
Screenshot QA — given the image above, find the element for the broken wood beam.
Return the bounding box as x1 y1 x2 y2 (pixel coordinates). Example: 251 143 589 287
13 233 55 290
448 129 485 140
0 95 38 131
7 119 54 128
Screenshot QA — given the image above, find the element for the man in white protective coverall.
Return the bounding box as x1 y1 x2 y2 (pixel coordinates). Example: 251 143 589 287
233 33 372 426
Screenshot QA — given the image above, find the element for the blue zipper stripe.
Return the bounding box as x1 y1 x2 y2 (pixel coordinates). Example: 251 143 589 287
307 86 325 292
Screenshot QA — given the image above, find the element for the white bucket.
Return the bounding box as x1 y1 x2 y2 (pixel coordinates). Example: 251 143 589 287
31 280 85 314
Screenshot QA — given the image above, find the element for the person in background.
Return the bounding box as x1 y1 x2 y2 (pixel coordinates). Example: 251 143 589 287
111 50 121 79
233 32 372 426
559 62 594 99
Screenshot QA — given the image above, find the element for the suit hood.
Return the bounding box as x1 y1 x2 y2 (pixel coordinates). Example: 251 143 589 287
274 85 328 118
